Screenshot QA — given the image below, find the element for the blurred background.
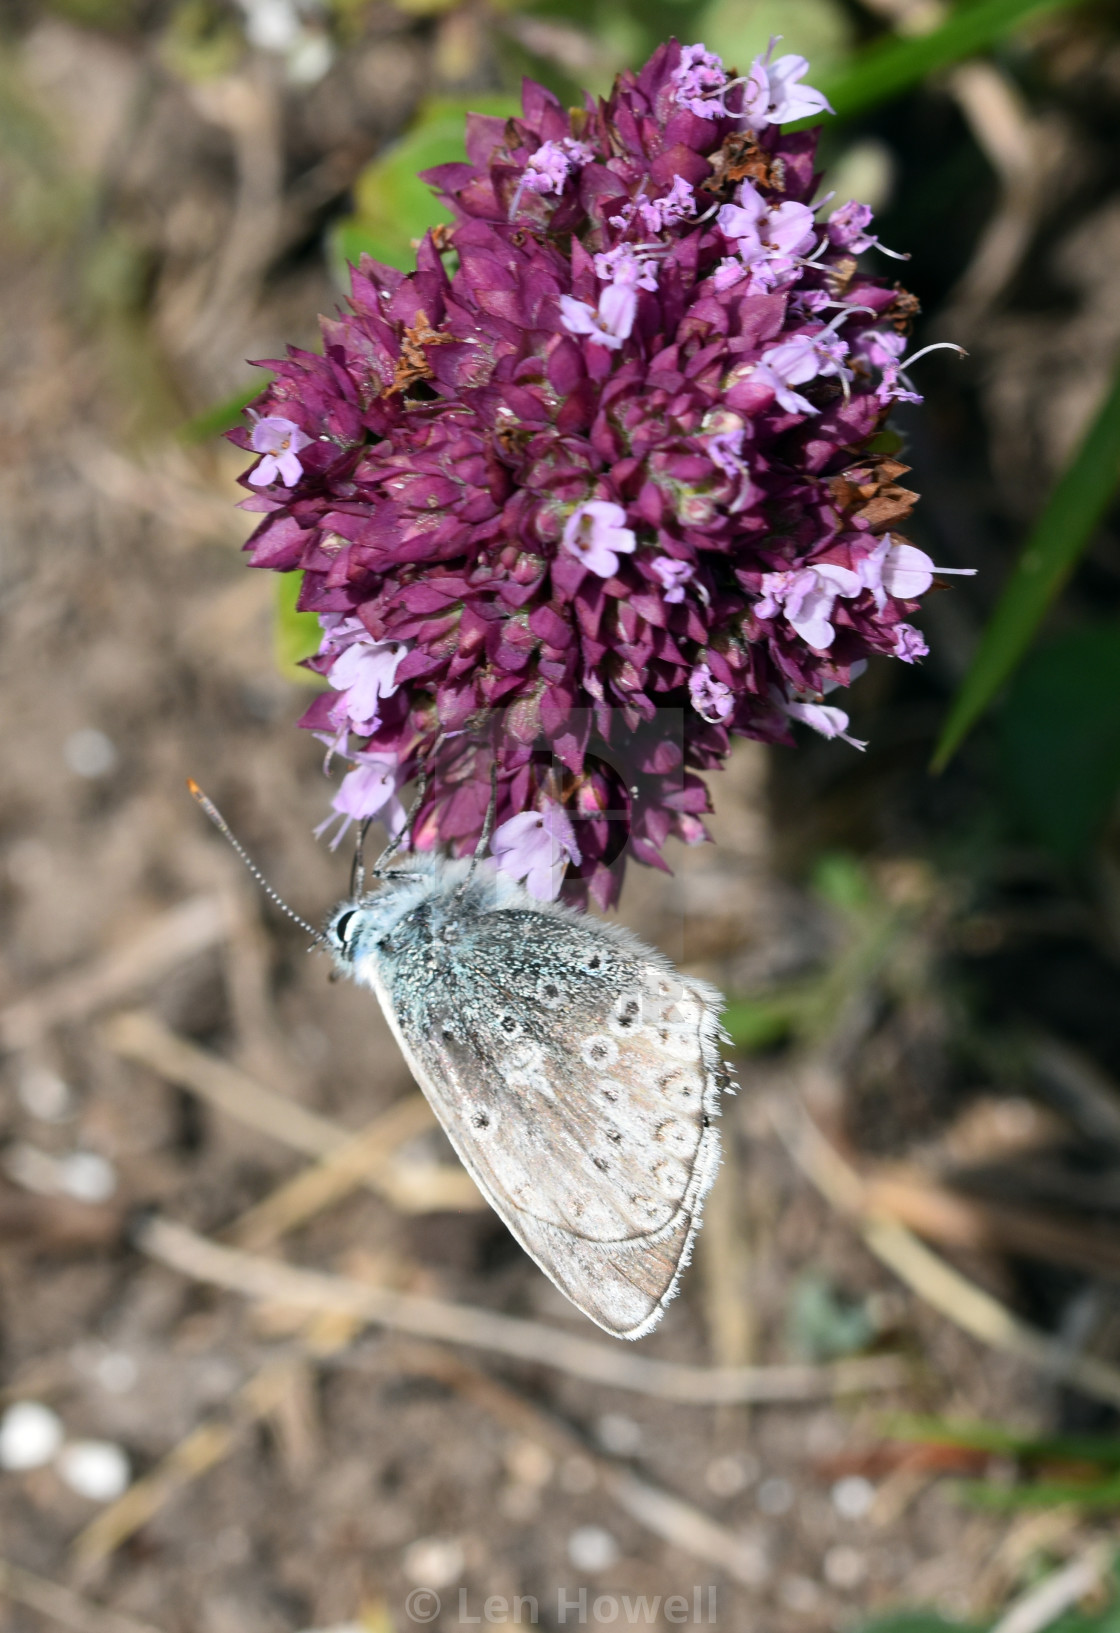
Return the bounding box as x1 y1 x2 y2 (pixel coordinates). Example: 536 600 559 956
3 0 1120 1628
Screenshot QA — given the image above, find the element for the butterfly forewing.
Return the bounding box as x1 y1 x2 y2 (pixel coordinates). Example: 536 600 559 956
376 904 725 1339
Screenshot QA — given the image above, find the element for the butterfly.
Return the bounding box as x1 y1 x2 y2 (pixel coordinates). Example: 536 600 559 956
325 852 728 1340
188 780 729 1340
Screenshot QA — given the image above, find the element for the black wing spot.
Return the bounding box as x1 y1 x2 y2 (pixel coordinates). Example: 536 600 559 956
592 1156 609 1172
472 1111 490 1130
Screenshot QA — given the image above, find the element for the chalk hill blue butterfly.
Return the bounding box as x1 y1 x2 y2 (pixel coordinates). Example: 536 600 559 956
325 852 729 1340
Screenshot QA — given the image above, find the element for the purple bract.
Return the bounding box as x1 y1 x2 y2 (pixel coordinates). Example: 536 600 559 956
232 38 963 906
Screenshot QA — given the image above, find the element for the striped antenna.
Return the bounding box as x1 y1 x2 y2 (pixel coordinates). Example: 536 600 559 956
187 780 324 944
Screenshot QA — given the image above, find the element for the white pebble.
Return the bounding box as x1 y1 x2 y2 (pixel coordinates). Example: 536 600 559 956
58 1152 117 1203
504 1437 553 1490
824 1544 868 1590
18 1067 73 1122
57 1440 131 1501
0 1402 64 1470
705 1452 757 1497
596 1413 642 1456
831 1474 875 1519
567 1525 619 1573
401 1537 464 1589
63 729 118 779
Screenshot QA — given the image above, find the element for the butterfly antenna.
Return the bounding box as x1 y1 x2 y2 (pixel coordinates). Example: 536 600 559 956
187 780 325 944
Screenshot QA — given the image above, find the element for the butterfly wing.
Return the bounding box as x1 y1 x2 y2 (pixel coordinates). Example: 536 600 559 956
364 903 726 1340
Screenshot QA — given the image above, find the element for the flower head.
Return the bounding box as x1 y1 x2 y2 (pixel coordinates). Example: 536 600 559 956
232 39 965 905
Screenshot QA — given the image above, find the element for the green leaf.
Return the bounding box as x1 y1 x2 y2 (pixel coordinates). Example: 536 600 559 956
881 1413 1120 1466
722 991 807 1051
818 0 1085 121
955 1474 1120 1510
787 1271 876 1359
933 350 1120 772
330 95 519 281
274 572 324 685
697 0 853 82
999 624 1120 859
178 379 271 443
854 1616 982 1633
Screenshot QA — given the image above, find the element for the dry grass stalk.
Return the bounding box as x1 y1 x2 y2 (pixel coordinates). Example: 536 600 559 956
136 1213 908 1405
0 1556 165 1633
771 1089 1120 1411
101 1009 481 1214
0 897 233 1051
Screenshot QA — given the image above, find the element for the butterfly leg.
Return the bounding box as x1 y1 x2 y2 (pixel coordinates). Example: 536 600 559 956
371 765 430 877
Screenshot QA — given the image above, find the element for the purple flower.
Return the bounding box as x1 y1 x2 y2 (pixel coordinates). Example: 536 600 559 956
491 800 582 900
755 328 851 414
742 42 833 130
689 663 734 722
314 750 406 850
782 698 867 750
248 416 311 488
892 623 929 663
857 535 976 604
562 501 637 578
828 201 879 253
323 626 408 737
561 246 659 350
650 557 694 603
757 562 860 649
716 183 816 292
671 42 727 118
634 176 695 232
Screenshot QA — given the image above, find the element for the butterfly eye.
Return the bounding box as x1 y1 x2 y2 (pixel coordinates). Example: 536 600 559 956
334 910 357 948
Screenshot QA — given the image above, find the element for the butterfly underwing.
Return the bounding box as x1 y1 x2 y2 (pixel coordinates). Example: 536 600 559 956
326 853 729 1340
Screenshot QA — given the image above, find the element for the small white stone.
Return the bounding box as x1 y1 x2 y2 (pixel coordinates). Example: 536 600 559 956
0 1402 64 1470
18 1067 73 1122
504 1437 553 1490
831 1474 875 1519
285 30 332 85
705 1452 757 1497
756 1476 794 1515
63 729 118 779
57 1440 131 1501
58 1152 116 1203
567 1525 619 1573
401 1537 464 1589
824 1544 868 1590
595 1413 642 1456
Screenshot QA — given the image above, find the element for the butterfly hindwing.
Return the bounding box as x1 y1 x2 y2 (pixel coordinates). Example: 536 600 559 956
374 901 725 1339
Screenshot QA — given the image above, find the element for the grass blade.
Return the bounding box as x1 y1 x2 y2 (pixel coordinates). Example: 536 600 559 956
933 351 1120 771
819 0 1084 119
